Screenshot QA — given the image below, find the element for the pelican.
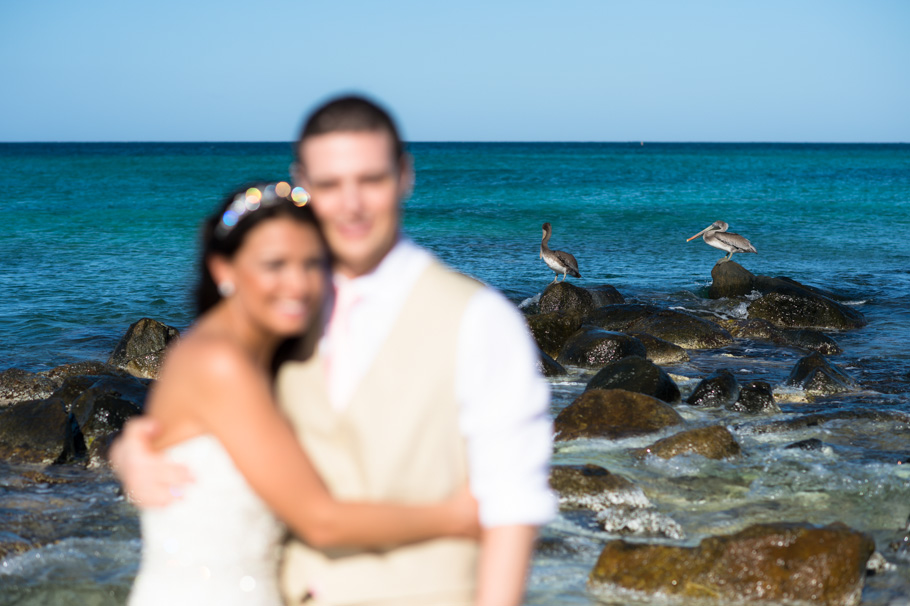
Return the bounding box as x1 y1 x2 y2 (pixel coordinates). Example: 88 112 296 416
540 222 581 283
687 220 757 262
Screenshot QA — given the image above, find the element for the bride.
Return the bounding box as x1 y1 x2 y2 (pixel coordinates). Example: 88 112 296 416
123 182 478 605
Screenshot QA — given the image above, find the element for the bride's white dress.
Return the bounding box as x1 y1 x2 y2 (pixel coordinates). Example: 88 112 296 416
129 434 286 605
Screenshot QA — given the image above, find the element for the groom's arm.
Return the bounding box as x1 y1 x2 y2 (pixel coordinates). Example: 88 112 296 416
456 288 556 605
476 525 538 606
108 417 194 506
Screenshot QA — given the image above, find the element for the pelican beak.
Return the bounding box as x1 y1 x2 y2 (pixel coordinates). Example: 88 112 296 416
687 226 710 242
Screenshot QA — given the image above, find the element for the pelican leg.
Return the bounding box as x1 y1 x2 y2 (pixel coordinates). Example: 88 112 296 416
561 271 567 282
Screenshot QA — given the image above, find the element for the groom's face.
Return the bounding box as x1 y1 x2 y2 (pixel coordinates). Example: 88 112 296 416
295 130 410 279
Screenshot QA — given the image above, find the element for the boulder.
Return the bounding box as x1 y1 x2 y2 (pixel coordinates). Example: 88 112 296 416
556 328 647 369
554 389 684 441
686 369 740 408
589 522 874 606
709 260 755 299
586 357 680 404
726 319 843 355
70 376 148 446
550 464 650 510
735 408 910 436
785 352 858 396
537 349 567 377
588 284 625 307
631 333 689 365
785 438 827 451
634 425 741 460
0 369 58 405
539 282 596 316
0 399 85 463
525 311 584 359
587 304 733 350
748 277 866 330
107 318 180 379
39 361 131 382
727 381 779 414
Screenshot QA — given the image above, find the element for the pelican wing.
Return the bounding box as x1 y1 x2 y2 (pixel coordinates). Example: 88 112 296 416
714 231 756 254
554 250 581 277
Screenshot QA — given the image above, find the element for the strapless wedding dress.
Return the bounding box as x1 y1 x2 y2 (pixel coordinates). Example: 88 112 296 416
129 434 286 605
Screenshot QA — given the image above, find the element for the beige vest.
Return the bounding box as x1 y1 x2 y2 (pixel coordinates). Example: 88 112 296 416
276 260 482 606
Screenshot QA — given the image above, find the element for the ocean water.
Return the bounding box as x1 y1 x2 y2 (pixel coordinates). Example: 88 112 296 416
2 142 910 604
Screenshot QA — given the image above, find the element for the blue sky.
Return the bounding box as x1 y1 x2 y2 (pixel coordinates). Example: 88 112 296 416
2 0 908 142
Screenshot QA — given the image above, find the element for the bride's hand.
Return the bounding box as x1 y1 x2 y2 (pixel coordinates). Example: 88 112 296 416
447 484 481 539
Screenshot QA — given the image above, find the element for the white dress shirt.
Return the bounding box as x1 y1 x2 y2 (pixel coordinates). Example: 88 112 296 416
320 238 556 528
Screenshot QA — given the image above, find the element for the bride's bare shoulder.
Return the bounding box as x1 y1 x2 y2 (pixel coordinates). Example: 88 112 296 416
158 331 257 385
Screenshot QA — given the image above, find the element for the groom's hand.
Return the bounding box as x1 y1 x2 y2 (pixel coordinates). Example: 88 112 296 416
109 417 194 507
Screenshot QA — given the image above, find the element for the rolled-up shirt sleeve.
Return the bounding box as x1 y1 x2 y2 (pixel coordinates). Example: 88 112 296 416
456 287 557 528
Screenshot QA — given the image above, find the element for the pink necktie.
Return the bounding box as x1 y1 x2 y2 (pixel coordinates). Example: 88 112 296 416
324 284 360 396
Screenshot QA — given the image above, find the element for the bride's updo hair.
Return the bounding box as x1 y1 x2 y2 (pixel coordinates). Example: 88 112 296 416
195 181 328 317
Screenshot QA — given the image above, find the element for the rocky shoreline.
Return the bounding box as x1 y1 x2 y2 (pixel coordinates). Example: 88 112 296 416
2 261 909 604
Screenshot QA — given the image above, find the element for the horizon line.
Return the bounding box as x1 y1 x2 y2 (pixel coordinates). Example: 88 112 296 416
1 140 908 145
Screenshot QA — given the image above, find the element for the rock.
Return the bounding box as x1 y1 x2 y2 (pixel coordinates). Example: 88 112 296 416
0 399 85 463
588 284 625 307
556 328 647 369
726 319 843 355
587 304 733 349
550 464 650 510
781 329 842 355
45 375 101 413
586 357 681 403
785 352 858 396
634 425 741 460
70 376 148 446
39 361 131 382
596 508 684 539
709 260 755 299
785 438 826 451
539 282 596 316
748 277 866 330
526 312 584 359
734 409 910 436
87 432 118 469
107 318 180 379
589 522 874 606
686 369 740 408
537 349 567 377
554 389 684 441
727 381 779 414
631 333 689 365
0 369 58 405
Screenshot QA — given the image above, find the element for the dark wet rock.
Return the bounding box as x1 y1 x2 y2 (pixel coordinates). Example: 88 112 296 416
70 376 148 446
781 329 842 355
596 507 684 539
87 431 118 469
634 425 741 460
748 277 866 330
0 369 58 405
727 381 779 414
709 260 755 299
526 311 584 359
550 464 650 510
587 304 733 350
785 352 858 396
631 333 690 365
539 282 596 316
586 356 681 403
554 389 684 441
556 328 647 369
107 318 180 379
725 319 842 355
686 369 740 408
589 522 875 606
734 408 910 436
39 361 132 382
785 438 826 451
0 399 86 463
537 349 567 377
588 284 625 307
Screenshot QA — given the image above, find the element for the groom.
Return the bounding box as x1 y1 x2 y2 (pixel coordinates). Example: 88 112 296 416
113 95 554 606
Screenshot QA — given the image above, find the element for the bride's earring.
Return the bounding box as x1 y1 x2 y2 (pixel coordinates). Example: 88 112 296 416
217 281 235 297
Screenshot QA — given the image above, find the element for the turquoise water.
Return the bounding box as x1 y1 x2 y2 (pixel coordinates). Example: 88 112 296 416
2 142 910 604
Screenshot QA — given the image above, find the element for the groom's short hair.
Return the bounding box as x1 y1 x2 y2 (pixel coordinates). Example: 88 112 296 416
295 95 405 167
